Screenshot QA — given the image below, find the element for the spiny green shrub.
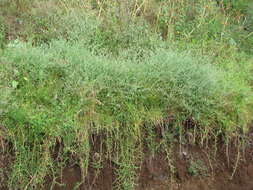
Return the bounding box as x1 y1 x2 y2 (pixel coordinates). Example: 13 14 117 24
0 39 252 189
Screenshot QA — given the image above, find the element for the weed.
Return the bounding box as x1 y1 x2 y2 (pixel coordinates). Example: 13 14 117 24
188 159 209 177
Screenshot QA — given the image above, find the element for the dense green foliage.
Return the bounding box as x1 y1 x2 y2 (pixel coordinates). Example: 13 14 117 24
1 38 252 189
0 0 252 189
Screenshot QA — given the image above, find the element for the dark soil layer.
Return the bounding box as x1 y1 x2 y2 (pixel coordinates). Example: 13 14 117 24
0 153 12 190
1 140 253 190
46 148 253 190
2 129 253 190
48 141 253 190
0 134 253 190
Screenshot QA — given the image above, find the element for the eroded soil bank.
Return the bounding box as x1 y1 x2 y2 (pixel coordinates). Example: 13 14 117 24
1 130 253 190
48 145 253 190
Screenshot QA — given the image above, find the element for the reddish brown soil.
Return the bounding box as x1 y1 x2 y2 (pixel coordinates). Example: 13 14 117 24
43 141 253 190
0 153 11 190
2 128 253 190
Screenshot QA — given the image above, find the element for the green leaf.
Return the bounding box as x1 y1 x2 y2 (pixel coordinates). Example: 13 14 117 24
11 80 19 89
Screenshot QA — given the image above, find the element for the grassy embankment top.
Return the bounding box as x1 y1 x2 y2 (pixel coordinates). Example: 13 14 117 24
0 0 253 189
